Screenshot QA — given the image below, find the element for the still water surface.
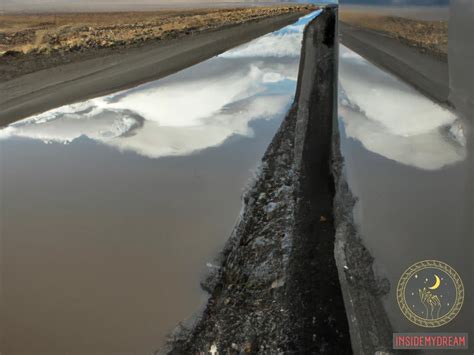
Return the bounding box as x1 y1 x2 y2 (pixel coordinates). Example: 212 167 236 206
0 11 320 354
338 45 471 346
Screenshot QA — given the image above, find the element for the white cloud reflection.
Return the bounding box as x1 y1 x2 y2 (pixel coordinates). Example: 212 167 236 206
0 11 323 158
339 45 466 170
107 95 291 158
221 10 321 59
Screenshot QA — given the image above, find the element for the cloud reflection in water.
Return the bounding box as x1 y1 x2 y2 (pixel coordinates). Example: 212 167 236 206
0 11 323 158
339 45 466 170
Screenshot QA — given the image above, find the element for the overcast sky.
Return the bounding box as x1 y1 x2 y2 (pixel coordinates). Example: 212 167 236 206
1 0 449 13
1 0 291 13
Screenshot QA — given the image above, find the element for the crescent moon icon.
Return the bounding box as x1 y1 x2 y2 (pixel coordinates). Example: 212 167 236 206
429 274 441 290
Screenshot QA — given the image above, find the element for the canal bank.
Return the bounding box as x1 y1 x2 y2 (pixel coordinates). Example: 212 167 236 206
0 10 312 126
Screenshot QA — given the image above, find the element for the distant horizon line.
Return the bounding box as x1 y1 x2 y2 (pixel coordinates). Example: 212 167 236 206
1 0 451 15
0 1 307 15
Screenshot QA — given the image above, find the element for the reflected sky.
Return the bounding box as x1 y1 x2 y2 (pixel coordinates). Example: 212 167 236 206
338 45 471 340
0 11 321 354
0 11 321 160
339 45 466 171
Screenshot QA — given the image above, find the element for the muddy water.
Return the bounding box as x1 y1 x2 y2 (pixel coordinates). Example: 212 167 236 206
338 45 472 346
0 12 321 354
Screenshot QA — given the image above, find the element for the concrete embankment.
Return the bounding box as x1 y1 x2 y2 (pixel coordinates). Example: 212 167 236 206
339 21 449 106
0 12 307 126
161 6 362 354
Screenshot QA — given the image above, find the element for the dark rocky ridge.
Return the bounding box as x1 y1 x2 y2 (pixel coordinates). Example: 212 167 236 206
161 6 354 354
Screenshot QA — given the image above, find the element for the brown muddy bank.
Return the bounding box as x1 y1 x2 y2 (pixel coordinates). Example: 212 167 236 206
161 7 358 354
0 5 315 79
338 21 449 106
0 9 312 126
339 13 448 60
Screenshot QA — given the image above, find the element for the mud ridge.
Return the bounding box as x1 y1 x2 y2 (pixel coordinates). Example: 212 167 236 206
161 6 353 354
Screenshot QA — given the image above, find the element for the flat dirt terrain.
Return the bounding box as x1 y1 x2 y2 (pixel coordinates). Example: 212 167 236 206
340 11 448 60
1 8 312 125
0 5 314 80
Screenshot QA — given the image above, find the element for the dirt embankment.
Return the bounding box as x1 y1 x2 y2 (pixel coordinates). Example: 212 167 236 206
0 5 315 80
161 7 352 354
338 20 450 106
0 11 309 126
340 12 448 60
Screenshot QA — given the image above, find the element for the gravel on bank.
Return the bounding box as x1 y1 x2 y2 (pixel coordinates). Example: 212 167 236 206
0 6 315 80
160 7 353 354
